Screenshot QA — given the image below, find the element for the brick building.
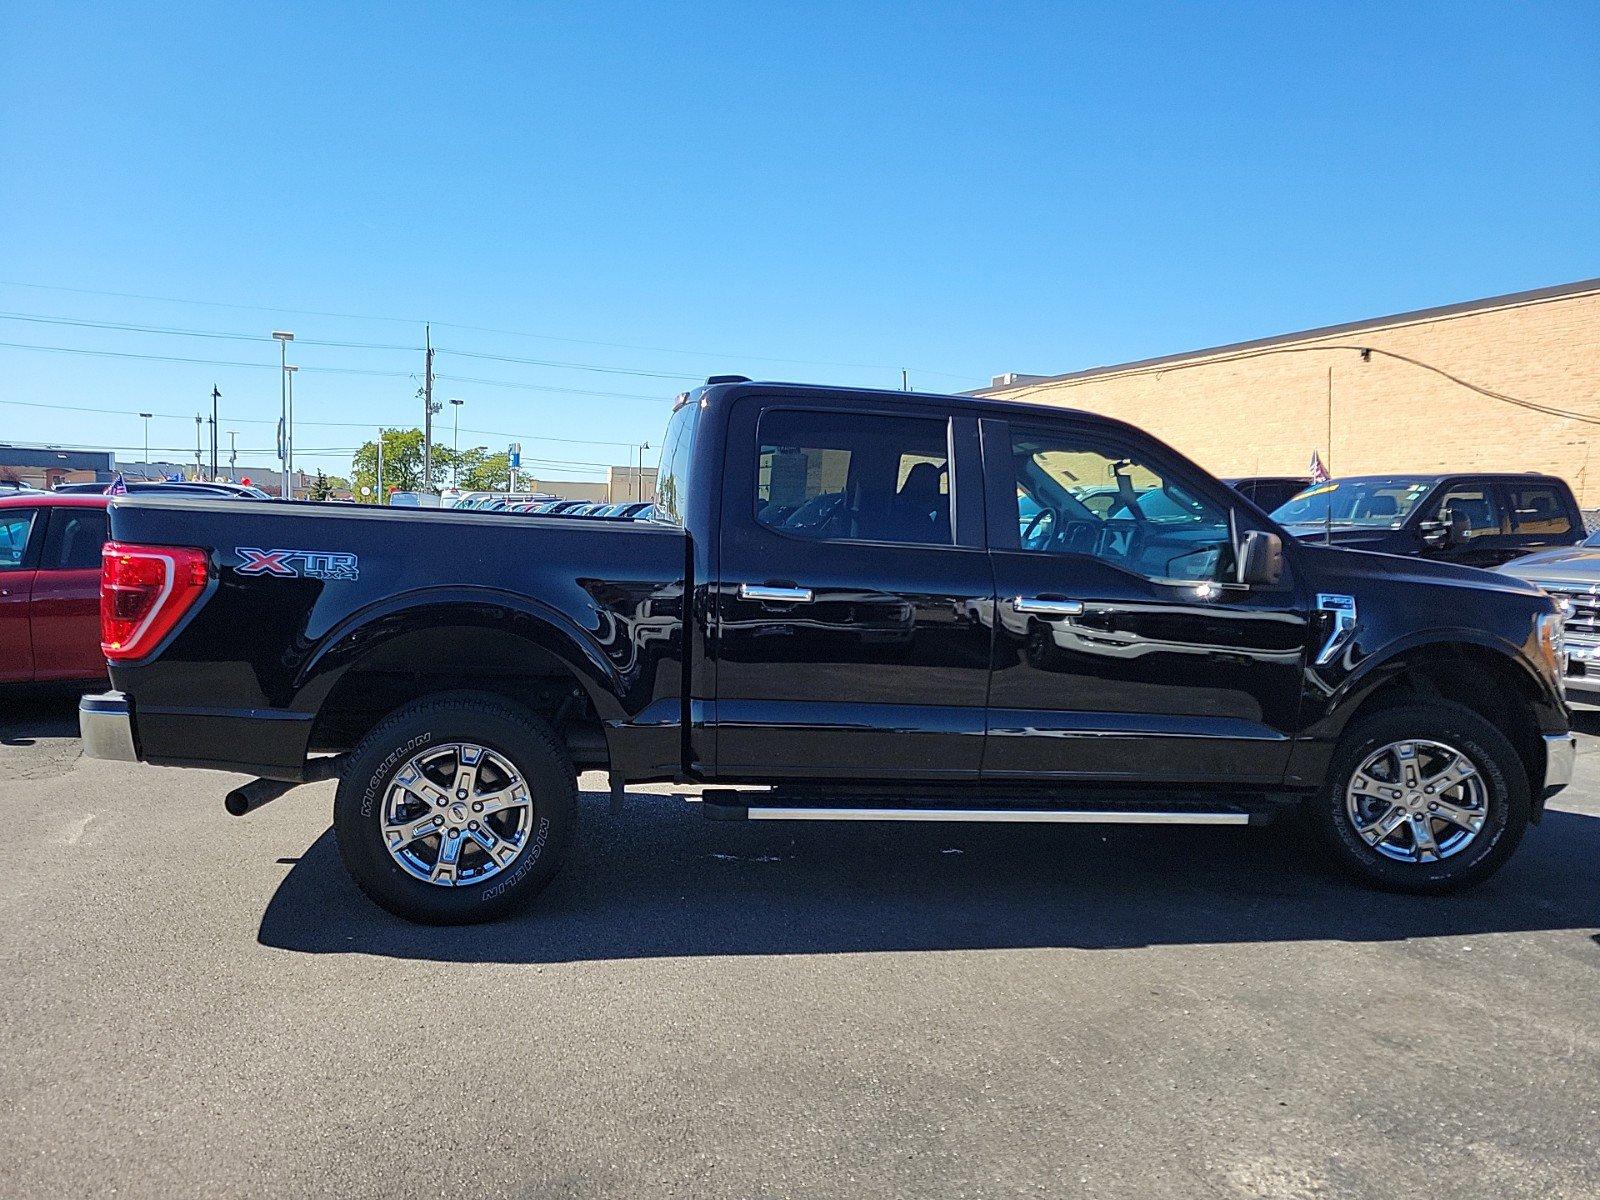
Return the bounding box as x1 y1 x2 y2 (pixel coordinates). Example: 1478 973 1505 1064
980 278 1600 506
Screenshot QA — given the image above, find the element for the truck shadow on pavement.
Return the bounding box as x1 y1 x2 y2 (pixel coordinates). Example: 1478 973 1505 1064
257 789 1600 963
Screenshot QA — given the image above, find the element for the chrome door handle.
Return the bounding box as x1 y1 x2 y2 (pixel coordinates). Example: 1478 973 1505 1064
1011 596 1084 616
739 583 814 604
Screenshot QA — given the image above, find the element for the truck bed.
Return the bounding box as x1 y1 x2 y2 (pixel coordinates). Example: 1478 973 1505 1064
105 497 690 780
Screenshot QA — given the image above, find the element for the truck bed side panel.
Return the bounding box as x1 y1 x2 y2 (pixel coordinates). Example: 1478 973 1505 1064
105 499 688 779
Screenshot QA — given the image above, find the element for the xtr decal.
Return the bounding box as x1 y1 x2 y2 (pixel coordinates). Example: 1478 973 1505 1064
235 546 360 581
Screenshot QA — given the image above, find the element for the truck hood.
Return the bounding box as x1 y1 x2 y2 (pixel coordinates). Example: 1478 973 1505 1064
1295 540 1545 601
1498 544 1600 585
1280 522 1402 551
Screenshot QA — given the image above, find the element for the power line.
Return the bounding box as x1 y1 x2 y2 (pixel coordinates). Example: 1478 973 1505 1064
0 339 666 400
1000 342 1600 428
0 278 978 380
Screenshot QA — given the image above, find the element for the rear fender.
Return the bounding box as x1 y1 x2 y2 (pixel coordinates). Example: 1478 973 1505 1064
293 586 628 721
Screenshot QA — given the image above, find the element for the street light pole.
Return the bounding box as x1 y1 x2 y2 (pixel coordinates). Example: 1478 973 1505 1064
228 430 238 473
210 385 220 479
449 398 464 487
138 413 152 474
285 365 298 497
272 331 294 499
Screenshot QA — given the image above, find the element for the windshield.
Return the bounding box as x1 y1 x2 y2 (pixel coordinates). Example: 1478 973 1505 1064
1272 478 1434 527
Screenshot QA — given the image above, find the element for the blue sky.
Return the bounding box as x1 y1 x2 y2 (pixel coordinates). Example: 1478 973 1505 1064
3 1 1597 480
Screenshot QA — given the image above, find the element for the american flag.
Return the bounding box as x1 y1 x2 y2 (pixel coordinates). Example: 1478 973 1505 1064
105 473 128 496
1308 451 1330 485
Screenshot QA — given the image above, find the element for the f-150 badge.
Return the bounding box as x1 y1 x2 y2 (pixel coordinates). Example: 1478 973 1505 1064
235 547 360 581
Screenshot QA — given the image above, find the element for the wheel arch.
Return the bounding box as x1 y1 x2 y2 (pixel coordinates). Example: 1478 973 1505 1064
299 588 625 767
1321 633 1556 815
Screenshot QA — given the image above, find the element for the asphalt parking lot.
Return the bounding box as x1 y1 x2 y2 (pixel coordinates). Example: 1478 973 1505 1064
3 693 1599 1199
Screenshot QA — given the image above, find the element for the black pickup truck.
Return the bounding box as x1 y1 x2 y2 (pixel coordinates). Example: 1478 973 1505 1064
81 380 1575 923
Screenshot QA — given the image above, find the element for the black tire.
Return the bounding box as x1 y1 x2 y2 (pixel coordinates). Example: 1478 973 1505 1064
334 692 577 924
1311 702 1529 894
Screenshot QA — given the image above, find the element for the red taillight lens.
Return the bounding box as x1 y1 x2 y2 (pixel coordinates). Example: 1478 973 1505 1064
101 542 211 661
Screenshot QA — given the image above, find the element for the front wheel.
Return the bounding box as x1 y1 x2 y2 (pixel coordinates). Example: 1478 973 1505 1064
334 693 577 924
1312 702 1530 894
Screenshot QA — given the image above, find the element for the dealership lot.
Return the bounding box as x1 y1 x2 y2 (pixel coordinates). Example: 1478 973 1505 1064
2 694 1598 1200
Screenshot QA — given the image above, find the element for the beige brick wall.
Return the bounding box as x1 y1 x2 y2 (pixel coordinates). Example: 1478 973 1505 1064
981 287 1600 506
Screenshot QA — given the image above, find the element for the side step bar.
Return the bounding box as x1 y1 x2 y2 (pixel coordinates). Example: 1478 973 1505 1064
702 790 1260 825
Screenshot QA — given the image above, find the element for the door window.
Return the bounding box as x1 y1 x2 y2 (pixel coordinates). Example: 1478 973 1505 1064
1504 483 1571 536
756 410 952 545
42 508 109 570
0 511 37 570
1007 429 1234 583
1431 485 1504 539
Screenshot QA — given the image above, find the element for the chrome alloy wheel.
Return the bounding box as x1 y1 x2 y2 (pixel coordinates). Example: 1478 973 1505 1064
380 743 533 887
1344 738 1489 863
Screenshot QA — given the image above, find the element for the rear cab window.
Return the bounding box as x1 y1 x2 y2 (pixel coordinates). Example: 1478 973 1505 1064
755 409 952 546
1505 481 1573 536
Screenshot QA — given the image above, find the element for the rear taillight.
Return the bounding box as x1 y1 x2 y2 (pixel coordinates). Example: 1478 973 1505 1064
101 542 211 661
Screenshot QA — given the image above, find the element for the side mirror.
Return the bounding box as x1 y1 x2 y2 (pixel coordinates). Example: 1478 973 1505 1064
1447 508 1471 544
1419 518 1446 547
1237 529 1285 586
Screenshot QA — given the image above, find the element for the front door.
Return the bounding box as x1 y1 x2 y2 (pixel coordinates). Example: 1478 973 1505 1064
30 506 109 681
712 396 993 780
0 508 41 683
981 418 1310 786
1424 480 1515 566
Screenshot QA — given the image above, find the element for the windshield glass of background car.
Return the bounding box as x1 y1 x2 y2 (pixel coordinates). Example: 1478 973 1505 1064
1271 479 1432 526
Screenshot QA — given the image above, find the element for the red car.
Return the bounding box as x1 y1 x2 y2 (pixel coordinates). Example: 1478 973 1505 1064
0 492 111 684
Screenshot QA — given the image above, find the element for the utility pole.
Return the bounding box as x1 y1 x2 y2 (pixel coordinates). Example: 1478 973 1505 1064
210 385 220 479
901 369 909 392
375 427 385 505
193 415 203 477
138 413 152 473
421 324 437 495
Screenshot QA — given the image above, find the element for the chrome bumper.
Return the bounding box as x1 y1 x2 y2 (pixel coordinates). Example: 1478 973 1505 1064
79 691 139 763
1543 731 1577 798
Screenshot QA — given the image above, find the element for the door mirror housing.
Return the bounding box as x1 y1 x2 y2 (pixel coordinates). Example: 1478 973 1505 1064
1422 508 1470 547
1236 529 1284 586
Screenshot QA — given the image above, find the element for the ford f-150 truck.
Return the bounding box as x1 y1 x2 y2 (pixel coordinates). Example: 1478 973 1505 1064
80 380 1576 923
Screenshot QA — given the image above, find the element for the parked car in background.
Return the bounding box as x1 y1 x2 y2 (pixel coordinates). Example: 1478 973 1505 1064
1226 476 1312 513
0 492 112 684
1270 473 1583 567
457 492 555 510
54 479 273 499
1501 530 1600 705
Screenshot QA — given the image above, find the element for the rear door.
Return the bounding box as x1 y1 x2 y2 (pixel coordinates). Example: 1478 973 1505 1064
711 395 993 780
30 505 110 681
1502 479 1581 556
0 507 42 683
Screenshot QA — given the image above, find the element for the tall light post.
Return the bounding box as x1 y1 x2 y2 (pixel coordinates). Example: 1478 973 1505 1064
272 331 294 498
449 398 464 487
138 413 152 474
285 364 299 497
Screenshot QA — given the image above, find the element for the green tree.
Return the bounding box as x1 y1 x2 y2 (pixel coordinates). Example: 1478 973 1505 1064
460 449 510 492
350 428 456 499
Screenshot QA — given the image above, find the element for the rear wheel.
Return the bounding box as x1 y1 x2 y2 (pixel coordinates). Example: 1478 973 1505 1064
334 693 577 924
1313 702 1529 894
